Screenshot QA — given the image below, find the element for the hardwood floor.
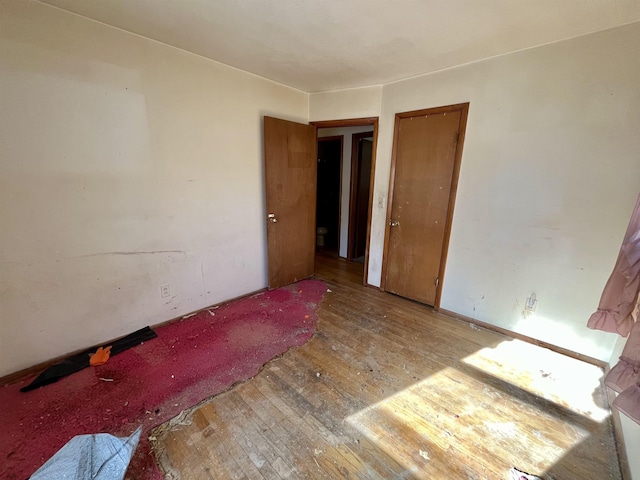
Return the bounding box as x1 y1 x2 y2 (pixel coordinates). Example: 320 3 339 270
151 254 621 479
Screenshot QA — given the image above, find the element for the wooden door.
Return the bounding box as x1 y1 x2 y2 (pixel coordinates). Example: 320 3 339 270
348 133 373 260
382 104 468 306
264 116 317 289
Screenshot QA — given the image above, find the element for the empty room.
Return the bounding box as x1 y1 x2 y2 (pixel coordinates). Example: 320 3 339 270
1 1 640 479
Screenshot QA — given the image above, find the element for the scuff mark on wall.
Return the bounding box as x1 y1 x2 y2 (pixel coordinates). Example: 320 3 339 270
513 299 521 313
78 250 187 258
200 263 206 297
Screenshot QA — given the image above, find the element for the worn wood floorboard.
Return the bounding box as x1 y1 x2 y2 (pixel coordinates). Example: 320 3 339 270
152 253 621 480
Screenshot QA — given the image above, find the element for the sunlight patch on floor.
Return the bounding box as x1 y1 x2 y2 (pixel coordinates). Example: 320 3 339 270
461 338 609 422
346 340 605 477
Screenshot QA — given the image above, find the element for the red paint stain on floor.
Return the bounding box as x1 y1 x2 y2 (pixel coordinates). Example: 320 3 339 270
0 279 326 479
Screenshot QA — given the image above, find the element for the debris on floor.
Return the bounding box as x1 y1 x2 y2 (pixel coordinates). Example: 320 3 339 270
1 279 328 479
20 327 158 392
509 466 543 480
90 346 112 366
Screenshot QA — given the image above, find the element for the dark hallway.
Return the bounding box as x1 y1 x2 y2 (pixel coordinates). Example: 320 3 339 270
316 137 342 253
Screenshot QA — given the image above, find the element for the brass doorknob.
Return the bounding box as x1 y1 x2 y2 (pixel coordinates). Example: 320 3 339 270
267 213 278 223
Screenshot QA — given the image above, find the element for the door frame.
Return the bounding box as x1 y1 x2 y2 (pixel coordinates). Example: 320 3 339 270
316 135 344 254
380 103 469 309
311 117 378 286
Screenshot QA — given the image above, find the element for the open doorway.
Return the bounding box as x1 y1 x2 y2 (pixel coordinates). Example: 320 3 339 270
348 132 373 262
313 119 378 286
316 136 343 255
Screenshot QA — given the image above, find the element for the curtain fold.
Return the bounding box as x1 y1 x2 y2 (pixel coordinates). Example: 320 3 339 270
613 383 640 424
588 192 640 424
587 193 640 337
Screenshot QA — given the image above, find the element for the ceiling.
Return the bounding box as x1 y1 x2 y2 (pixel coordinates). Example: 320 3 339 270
40 0 640 93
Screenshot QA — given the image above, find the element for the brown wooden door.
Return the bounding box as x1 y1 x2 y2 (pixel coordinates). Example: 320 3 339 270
348 134 373 260
264 116 317 289
383 104 468 306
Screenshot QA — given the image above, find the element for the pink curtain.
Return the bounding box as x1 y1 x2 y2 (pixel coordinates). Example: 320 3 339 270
587 193 640 336
605 321 640 393
588 193 640 423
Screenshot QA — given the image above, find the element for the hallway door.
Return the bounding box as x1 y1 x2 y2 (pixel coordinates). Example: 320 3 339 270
382 104 469 306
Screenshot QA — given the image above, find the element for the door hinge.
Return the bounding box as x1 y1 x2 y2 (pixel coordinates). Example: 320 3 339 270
435 277 439 288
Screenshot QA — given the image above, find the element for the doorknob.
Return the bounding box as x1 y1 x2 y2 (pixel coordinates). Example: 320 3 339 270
267 213 278 223
389 220 400 227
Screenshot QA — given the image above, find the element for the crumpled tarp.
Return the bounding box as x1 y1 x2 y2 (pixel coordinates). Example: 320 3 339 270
30 427 142 480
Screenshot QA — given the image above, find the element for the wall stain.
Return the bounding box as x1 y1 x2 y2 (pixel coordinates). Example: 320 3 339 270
78 250 186 258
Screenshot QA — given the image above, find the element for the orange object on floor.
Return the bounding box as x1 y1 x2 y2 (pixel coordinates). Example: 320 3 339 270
90 346 112 366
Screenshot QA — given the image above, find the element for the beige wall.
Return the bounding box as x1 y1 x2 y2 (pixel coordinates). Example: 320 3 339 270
619 406 640 479
0 0 308 376
377 22 640 362
310 86 382 122
317 126 373 258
